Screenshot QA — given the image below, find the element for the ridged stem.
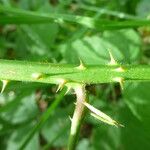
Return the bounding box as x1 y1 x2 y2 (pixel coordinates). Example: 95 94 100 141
68 84 87 150
0 60 150 85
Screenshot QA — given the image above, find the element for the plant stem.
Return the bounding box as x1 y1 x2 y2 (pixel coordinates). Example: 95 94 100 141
79 4 141 20
1 4 150 30
19 87 67 150
0 59 150 86
68 84 87 150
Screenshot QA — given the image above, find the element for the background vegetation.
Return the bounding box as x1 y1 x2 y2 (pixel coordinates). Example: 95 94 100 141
0 0 150 150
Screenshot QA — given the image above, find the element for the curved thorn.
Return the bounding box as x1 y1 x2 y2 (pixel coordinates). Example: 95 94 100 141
108 50 117 65
76 58 86 70
56 79 67 93
1 80 9 94
74 102 77 105
65 86 71 95
115 66 125 72
69 116 72 122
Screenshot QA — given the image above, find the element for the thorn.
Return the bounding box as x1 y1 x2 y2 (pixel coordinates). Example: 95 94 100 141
76 58 86 70
1 80 9 93
31 73 42 80
108 50 117 65
83 102 123 127
74 102 77 105
90 112 123 127
65 86 71 95
56 84 63 93
69 116 72 122
115 66 125 72
113 77 124 90
56 79 66 93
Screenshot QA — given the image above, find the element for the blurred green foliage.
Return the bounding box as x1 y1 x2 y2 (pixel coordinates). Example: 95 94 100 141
0 0 150 150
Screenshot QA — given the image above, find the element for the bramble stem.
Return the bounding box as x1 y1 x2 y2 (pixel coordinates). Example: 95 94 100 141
68 84 87 150
0 59 150 85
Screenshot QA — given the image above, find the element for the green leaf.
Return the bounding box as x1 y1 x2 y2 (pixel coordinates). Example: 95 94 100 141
0 92 39 150
19 87 67 150
0 89 37 114
76 139 90 150
123 82 150 121
91 125 121 150
6 124 39 150
41 107 71 148
120 82 150 150
103 29 141 63
61 29 141 64
136 0 150 17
